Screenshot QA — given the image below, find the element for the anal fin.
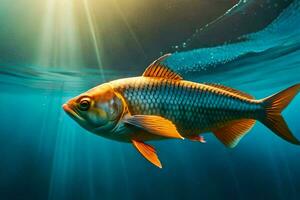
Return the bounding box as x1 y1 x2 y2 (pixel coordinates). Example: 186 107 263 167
213 119 255 148
132 139 162 168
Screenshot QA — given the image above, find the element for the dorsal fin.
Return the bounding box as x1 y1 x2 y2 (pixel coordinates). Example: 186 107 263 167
204 83 254 99
213 119 256 148
143 54 183 80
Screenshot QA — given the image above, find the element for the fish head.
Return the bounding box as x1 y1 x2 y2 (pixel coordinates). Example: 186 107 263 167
63 83 124 134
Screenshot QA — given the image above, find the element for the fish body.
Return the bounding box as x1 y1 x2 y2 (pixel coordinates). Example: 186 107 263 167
109 76 259 139
63 54 300 168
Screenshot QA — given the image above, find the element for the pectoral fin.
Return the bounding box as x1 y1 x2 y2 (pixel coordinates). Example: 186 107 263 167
132 139 162 168
124 115 184 139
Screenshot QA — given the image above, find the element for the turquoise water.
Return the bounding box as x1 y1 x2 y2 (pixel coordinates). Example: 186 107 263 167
1 1 300 200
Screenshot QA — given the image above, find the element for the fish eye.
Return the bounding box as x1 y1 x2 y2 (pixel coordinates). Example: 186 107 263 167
78 98 91 111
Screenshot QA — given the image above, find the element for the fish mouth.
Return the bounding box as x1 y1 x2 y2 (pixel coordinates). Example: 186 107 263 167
62 103 85 122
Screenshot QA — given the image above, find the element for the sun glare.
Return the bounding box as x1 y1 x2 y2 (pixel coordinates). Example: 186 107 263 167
31 0 148 80
36 0 107 78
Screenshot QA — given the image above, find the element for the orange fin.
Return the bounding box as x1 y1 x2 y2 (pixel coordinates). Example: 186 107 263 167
204 83 253 99
260 84 300 144
132 140 162 168
213 119 255 148
124 115 184 139
143 54 183 80
187 135 206 143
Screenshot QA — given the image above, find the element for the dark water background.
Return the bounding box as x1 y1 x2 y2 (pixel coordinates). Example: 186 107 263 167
1 0 300 199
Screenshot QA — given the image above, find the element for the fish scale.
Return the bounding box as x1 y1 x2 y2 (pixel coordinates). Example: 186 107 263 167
111 77 260 136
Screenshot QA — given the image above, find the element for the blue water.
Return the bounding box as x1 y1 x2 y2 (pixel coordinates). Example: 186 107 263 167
1 1 300 200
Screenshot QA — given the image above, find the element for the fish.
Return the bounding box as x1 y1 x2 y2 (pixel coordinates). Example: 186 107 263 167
63 54 300 168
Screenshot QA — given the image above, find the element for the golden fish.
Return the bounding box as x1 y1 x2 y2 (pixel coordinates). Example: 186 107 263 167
63 54 300 168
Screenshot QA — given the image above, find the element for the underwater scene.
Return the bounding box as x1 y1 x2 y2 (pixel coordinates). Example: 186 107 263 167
1 0 300 199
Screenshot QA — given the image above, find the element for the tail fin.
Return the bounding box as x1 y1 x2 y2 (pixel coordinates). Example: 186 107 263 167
260 84 300 145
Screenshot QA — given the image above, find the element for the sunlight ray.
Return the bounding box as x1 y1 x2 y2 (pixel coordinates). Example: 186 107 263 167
83 0 105 81
112 0 147 58
36 0 83 69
